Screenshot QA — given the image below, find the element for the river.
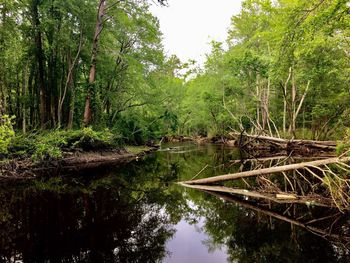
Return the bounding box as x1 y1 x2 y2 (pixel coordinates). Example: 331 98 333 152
0 142 349 262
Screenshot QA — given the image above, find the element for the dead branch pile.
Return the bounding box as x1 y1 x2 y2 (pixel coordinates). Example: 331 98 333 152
230 132 337 153
180 156 350 211
183 157 350 185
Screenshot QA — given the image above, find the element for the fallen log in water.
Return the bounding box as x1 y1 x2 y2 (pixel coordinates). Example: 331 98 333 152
179 182 333 207
182 157 350 185
229 154 335 165
230 132 337 152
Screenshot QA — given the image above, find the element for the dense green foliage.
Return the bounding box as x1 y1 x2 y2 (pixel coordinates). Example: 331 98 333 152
7 128 120 161
0 0 183 144
182 0 350 139
1 0 350 152
0 115 15 154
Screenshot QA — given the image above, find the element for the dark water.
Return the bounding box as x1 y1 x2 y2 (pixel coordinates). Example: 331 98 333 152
0 143 349 262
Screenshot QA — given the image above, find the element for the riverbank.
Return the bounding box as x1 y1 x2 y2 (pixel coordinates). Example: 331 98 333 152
0 142 349 262
0 129 343 181
162 133 339 155
0 145 156 181
0 128 158 180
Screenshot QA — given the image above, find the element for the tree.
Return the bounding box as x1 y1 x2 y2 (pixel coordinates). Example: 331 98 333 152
82 0 168 126
181 0 350 139
83 0 106 126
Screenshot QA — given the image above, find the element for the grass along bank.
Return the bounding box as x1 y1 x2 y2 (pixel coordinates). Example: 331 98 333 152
0 126 155 179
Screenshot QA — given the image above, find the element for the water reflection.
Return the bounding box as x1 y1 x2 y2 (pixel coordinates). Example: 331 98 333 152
200 191 350 263
0 143 349 262
164 219 227 263
0 178 174 262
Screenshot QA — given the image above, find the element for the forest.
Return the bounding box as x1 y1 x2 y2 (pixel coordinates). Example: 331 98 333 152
184 0 350 141
0 0 349 158
1 0 350 261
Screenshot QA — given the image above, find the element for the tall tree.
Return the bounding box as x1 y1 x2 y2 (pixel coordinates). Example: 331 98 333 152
83 0 168 126
30 0 47 129
83 0 106 125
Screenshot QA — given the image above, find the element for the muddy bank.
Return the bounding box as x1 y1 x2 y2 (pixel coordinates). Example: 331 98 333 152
0 146 157 181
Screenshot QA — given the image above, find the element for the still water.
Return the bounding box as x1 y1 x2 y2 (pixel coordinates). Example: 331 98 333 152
0 143 349 262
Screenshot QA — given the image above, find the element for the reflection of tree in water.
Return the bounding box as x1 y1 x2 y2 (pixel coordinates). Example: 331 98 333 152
0 166 176 262
173 144 350 262
0 144 233 262
193 191 350 263
2 143 348 262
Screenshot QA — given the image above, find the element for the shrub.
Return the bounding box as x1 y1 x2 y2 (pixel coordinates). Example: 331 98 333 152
0 115 15 155
6 127 123 162
67 127 118 150
31 131 68 162
337 128 350 156
32 143 63 162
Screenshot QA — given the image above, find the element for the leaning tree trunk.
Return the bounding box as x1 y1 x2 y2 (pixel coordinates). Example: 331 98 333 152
289 72 297 136
283 67 292 134
67 59 75 130
182 156 350 185
256 74 260 129
59 30 83 128
83 0 106 126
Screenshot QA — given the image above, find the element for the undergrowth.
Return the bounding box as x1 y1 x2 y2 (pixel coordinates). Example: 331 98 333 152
336 128 350 156
4 127 123 162
0 115 15 156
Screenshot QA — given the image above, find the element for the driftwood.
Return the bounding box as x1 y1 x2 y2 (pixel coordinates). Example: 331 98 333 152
230 132 337 152
179 182 333 207
183 157 350 185
229 154 335 165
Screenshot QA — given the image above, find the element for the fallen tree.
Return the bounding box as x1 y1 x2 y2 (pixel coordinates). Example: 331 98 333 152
179 182 333 207
230 132 337 153
228 154 335 165
183 157 350 185
181 155 350 211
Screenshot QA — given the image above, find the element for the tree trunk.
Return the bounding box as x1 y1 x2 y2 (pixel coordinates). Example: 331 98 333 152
67 86 75 129
31 0 47 129
83 0 106 126
290 71 296 135
59 30 83 128
28 66 35 128
256 74 260 128
0 74 4 116
292 80 310 134
182 157 350 185
22 64 29 133
283 67 292 134
0 4 6 116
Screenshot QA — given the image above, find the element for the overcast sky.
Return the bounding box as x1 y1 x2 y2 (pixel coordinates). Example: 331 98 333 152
150 0 243 66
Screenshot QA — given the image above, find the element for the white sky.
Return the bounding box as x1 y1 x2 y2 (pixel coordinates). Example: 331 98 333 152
150 0 243 66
